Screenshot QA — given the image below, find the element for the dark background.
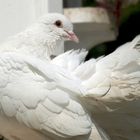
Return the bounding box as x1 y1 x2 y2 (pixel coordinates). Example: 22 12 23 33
87 2 140 59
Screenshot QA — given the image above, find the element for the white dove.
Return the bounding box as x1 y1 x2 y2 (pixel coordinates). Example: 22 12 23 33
0 13 107 140
0 13 139 140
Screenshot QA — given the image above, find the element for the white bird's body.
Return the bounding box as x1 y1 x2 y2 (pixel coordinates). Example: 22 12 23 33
0 52 106 140
0 13 139 140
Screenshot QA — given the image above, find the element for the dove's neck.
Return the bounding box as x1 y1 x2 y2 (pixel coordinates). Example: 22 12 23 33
1 23 64 60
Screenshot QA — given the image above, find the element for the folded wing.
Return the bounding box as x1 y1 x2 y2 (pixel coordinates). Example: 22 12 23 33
0 52 92 139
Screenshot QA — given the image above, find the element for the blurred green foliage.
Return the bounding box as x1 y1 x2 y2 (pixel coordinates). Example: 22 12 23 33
121 2 140 25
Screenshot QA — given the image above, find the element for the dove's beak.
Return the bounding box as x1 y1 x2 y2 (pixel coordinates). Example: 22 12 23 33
65 30 79 43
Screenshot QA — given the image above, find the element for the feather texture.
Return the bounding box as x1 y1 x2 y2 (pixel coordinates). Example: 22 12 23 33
53 35 140 140
0 52 93 140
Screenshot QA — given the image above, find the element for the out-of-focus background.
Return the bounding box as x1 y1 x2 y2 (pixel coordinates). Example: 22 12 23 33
0 0 140 58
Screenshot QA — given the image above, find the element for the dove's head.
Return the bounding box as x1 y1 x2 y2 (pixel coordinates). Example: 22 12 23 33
38 13 79 43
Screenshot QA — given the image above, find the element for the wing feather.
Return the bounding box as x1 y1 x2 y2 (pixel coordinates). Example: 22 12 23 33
56 35 140 140
0 52 91 139
83 36 140 139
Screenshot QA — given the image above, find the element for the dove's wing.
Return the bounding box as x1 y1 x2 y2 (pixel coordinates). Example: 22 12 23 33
80 36 140 140
86 36 140 140
0 52 92 140
83 35 140 99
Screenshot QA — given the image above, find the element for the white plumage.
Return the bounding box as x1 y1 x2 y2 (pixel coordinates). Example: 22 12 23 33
52 36 140 140
0 13 139 140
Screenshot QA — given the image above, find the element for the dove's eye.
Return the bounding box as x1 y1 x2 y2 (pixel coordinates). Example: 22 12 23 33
55 20 62 28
